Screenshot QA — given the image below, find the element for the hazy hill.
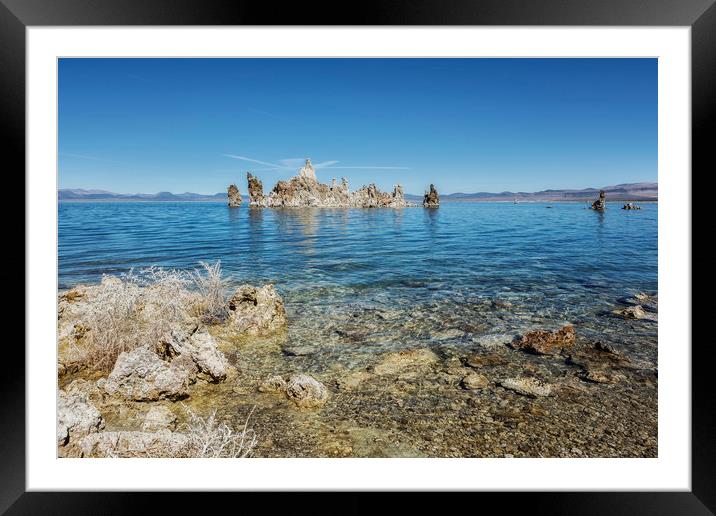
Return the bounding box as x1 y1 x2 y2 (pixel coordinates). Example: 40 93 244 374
59 182 657 203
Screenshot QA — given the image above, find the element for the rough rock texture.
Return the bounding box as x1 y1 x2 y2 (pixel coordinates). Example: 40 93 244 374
461 372 489 390
285 374 330 408
142 405 178 432
612 305 657 321
227 184 242 207
57 390 105 446
258 375 287 393
370 348 440 376
103 347 193 401
622 203 641 210
511 325 575 355
591 190 606 211
423 184 440 208
247 172 266 206
74 430 190 458
227 284 287 335
245 159 416 208
500 377 553 397
160 326 229 382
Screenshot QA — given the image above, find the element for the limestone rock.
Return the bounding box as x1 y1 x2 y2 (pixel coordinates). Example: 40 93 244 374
371 348 440 376
622 202 641 210
258 375 287 393
103 347 192 401
227 284 287 335
285 374 329 408
142 406 178 432
58 390 105 446
298 158 317 181
613 305 652 320
160 326 229 382
461 372 489 390
423 184 440 208
500 377 553 397
245 159 417 208
247 172 266 206
227 184 242 207
591 190 606 211
511 325 575 355
75 430 190 458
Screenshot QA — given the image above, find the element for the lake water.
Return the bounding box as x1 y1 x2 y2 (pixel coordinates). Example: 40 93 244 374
59 201 658 362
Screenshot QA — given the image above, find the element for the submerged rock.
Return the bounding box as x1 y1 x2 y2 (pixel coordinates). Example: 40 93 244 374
591 190 606 211
103 347 192 401
227 184 242 207
612 305 657 321
500 377 553 397
258 375 287 393
285 374 330 408
423 184 440 208
511 325 575 355
57 390 105 446
461 372 489 390
227 284 287 335
244 159 417 208
370 348 440 376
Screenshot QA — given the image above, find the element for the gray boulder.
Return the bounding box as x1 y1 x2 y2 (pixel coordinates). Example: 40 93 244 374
103 347 193 401
58 390 105 447
75 430 190 458
285 374 330 408
227 284 287 336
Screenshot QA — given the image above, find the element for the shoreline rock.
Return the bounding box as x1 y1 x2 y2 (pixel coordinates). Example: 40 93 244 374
511 325 575 355
228 284 287 335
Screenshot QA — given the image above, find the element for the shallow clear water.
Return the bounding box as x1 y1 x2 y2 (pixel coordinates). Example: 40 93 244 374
59 201 657 362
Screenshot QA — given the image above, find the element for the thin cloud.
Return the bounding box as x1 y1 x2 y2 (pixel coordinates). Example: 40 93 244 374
322 166 411 170
224 154 410 171
222 154 282 169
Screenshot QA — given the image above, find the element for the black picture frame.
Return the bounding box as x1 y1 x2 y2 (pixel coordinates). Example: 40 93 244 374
4 0 710 513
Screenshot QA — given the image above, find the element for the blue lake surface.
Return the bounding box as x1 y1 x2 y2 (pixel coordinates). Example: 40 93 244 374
59 201 658 359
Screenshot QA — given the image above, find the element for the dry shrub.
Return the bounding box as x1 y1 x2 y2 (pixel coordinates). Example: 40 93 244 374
73 261 231 373
190 260 231 323
180 404 257 458
78 268 192 372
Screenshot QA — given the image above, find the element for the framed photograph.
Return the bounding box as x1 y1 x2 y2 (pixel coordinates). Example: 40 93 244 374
7 0 710 512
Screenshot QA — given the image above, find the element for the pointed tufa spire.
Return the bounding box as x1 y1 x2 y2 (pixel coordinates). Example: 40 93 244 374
227 184 242 207
423 184 439 208
298 158 317 181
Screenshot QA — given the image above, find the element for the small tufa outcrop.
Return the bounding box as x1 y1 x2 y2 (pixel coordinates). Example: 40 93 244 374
227 284 287 335
591 190 606 211
247 172 266 206
227 184 242 207
622 202 641 210
423 184 440 208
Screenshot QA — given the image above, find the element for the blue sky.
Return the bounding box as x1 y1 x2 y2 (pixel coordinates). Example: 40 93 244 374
58 58 657 195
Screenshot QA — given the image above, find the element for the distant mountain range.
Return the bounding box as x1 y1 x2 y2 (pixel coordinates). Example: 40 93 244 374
404 182 657 202
58 189 228 201
59 182 657 203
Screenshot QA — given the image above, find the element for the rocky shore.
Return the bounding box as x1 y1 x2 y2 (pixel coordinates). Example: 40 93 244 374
57 263 658 458
239 159 418 208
